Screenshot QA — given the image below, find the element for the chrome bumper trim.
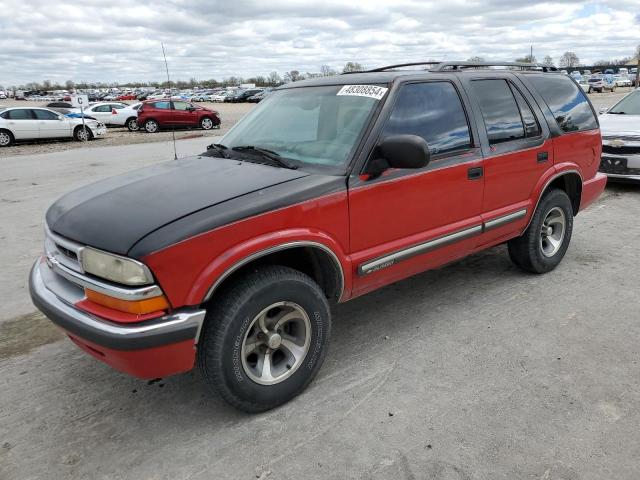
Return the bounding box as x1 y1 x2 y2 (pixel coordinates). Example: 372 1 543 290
30 260 207 350
47 253 163 301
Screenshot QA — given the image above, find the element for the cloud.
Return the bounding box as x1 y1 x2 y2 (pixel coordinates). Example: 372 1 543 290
0 0 638 87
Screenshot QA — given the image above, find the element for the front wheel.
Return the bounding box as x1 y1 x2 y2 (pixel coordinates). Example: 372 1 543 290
508 189 573 274
198 266 331 412
73 126 93 141
200 116 214 130
0 129 14 147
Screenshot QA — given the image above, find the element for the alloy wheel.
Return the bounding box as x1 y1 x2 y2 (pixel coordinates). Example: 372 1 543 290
0 132 10 146
240 301 311 385
539 207 566 257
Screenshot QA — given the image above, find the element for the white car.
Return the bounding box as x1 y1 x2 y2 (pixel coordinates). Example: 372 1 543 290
210 91 232 102
0 107 106 147
613 76 632 87
598 89 640 182
70 102 140 131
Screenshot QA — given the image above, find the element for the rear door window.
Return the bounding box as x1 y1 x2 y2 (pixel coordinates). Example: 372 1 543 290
527 75 597 133
471 79 525 144
153 101 171 110
382 82 472 156
510 85 541 137
7 109 33 119
33 109 59 120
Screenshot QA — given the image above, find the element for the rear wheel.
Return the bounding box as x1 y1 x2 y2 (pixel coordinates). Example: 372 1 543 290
200 116 214 130
144 119 159 133
198 265 331 413
125 117 138 131
73 126 93 141
0 129 14 147
508 189 573 274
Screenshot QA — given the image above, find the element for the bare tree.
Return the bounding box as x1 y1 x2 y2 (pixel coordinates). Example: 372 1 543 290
284 70 304 82
542 55 554 66
467 56 485 62
342 62 364 73
559 52 580 68
268 71 282 86
320 65 336 77
515 54 537 63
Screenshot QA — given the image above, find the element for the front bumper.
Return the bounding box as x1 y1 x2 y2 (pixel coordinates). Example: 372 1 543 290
29 259 206 378
599 152 640 182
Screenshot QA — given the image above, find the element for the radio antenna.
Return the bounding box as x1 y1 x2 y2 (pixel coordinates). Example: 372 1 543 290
161 42 178 160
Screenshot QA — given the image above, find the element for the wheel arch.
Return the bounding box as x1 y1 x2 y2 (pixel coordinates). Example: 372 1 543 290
202 242 346 306
524 169 583 232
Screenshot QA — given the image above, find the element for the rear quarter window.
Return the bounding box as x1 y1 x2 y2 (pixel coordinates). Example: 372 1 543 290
527 75 597 133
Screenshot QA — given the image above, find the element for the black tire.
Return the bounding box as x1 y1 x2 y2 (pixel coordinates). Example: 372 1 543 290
198 265 331 413
125 117 138 131
588 87 593 93
508 189 573 274
0 129 14 147
200 116 214 130
144 119 159 133
73 126 93 141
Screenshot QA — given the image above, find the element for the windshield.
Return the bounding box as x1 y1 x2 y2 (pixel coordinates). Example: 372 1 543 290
221 85 383 171
608 90 640 115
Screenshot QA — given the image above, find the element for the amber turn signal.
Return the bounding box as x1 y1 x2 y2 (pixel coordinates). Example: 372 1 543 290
85 289 170 314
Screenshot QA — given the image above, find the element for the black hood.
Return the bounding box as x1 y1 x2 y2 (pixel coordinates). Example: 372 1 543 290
47 156 316 256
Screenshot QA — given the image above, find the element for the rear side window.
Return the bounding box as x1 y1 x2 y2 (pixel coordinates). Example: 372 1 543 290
527 75 597 133
152 101 171 110
511 86 541 137
383 82 472 155
7 109 33 119
471 79 525 144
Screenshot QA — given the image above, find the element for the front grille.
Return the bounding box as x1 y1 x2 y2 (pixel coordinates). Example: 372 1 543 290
602 145 640 155
56 244 78 261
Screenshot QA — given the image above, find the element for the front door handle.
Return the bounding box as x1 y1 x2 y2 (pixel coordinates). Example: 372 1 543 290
537 151 549 163
468 166 483 180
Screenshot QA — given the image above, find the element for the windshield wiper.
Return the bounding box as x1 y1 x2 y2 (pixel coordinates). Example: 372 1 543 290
608 111 626 114
205 143 231 158
231 146 298 169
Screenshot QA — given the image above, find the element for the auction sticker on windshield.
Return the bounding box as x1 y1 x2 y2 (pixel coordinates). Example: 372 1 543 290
337 85 388 100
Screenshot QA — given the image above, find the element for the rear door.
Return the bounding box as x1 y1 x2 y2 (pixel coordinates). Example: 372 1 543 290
4 109 40 139
34 108 70 138
171 101 194 125
348 80 485 296
88 104 113 123
462 76 551 246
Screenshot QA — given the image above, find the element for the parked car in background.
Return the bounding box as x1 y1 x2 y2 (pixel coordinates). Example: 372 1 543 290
247 89 273 103
70 102 140 131
613 76 632 87
117 93 137 101
137 99 220 133
227 89 263 103
0 107 106 146
45 102 74 113
578 79 590 93
587 76 616 93
598 89 640 182
211 91 232 102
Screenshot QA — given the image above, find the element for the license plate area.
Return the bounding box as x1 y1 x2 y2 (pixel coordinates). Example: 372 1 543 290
600 156 628 174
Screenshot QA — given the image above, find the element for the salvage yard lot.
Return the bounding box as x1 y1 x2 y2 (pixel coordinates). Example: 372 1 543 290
1 90 639 479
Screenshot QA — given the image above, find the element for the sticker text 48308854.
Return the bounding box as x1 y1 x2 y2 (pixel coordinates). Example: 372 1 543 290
337 85 388 100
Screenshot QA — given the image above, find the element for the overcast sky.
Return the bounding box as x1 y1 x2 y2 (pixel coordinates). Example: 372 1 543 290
1 0 639 86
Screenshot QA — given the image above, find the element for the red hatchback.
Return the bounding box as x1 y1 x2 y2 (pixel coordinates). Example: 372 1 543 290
138 99 221 133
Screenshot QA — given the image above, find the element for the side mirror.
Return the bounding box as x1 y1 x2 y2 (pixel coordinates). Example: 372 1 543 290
187 106 196 112
58 115 65 121
599 107 608 115
367 135 431 177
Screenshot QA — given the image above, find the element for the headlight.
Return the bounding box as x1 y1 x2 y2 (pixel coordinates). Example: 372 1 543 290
81 247 153 285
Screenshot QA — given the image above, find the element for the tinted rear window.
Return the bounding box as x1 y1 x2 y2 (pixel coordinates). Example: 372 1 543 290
471 79 524 144
527 75 597 133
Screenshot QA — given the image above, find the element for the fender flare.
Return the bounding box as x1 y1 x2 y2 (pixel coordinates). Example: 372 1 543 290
186 230 351 306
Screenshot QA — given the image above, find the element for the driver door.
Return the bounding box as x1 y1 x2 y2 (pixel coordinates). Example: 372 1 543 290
348 81 485 296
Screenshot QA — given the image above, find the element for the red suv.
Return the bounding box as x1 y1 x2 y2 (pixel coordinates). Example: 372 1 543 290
30 61 606 412
137 99 220 133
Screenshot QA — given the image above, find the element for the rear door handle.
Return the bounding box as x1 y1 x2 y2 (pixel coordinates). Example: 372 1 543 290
468 166 483 180
537 151 549 163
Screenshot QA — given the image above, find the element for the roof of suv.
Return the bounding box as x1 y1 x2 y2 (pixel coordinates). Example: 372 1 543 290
280 61 561 89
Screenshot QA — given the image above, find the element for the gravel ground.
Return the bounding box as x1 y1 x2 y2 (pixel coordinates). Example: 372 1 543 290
0 100 253 157
1 89 639 480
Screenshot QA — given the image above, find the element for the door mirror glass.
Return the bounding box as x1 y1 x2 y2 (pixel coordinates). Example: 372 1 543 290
599 107 608 115
368 134 431 177
58 115 65 121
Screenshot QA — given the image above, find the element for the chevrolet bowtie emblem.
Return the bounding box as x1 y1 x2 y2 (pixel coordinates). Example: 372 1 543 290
609 139 626 148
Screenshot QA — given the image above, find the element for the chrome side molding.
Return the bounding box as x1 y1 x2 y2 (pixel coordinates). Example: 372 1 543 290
358 208 528 276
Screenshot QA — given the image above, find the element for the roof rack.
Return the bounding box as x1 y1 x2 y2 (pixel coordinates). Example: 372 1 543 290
345 61 558 74
431 61 557 72
361 61 442 73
